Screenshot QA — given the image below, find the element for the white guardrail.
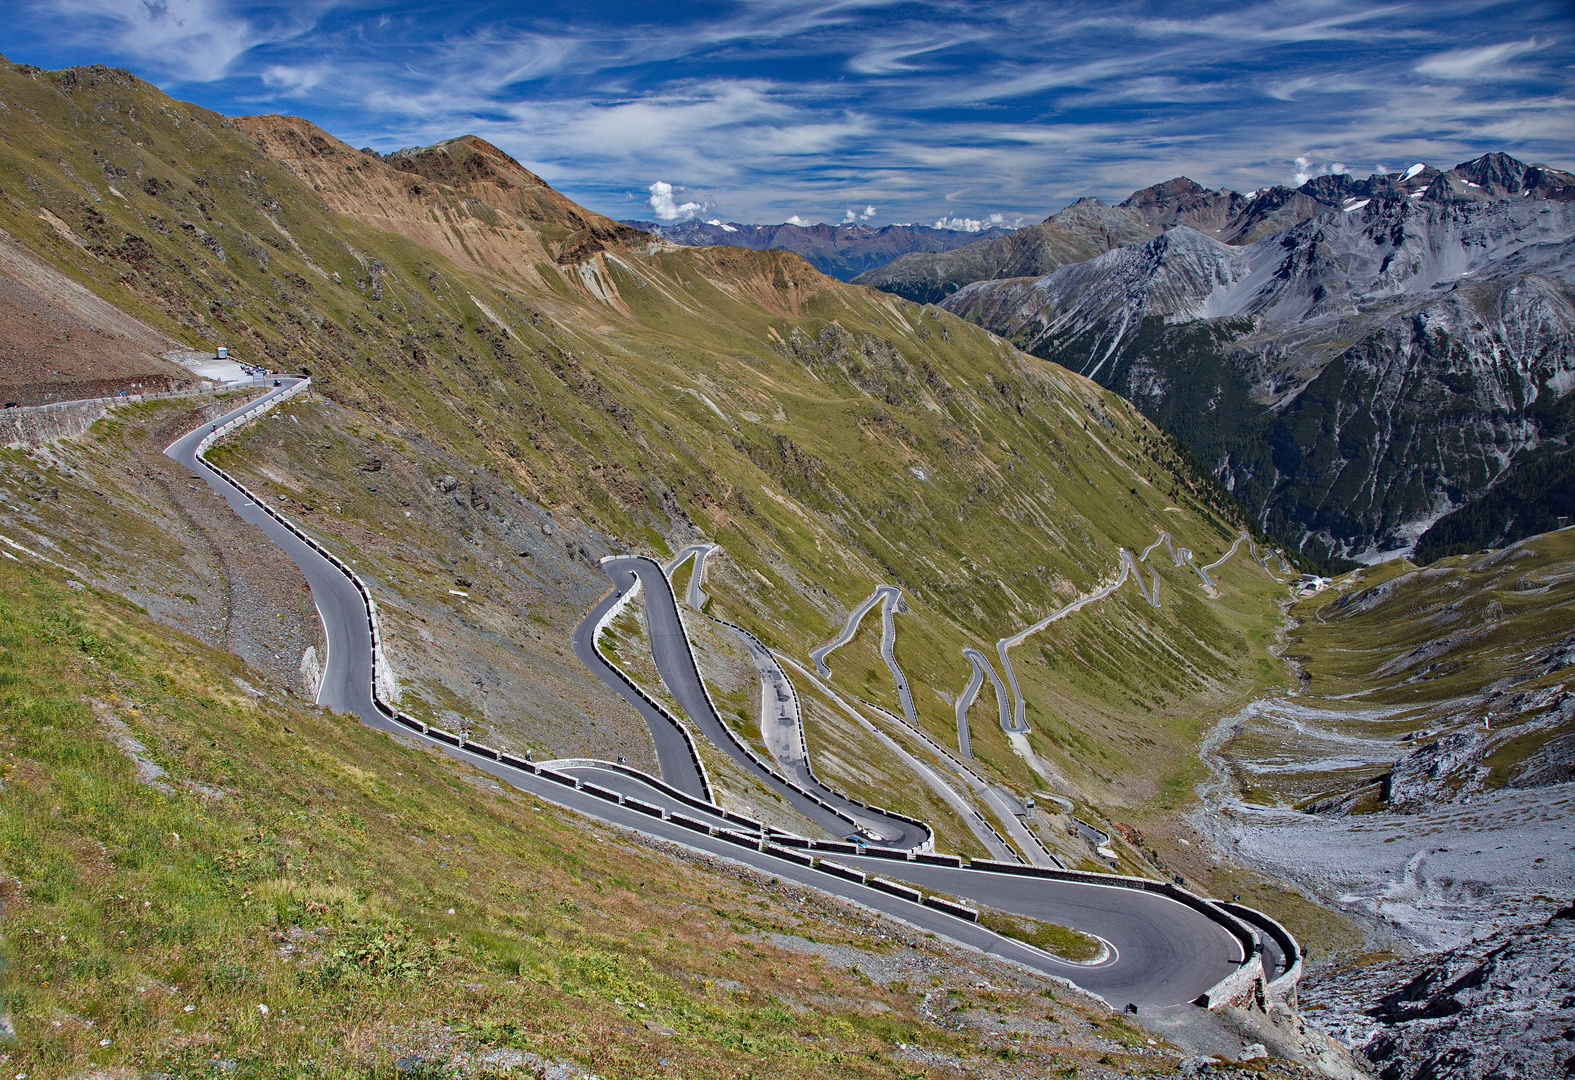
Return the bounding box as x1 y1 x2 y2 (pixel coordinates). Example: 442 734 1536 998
643 559 937 847
688 602 931 844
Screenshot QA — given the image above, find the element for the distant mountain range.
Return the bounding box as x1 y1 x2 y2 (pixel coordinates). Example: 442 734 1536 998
619 219 1011 281
928 154 1575 565
854 153 1575 304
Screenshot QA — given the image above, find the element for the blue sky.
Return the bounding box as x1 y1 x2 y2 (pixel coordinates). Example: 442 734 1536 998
5 1 1572 227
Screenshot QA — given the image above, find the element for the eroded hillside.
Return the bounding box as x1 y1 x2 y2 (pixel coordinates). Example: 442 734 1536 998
1193 528 1575 951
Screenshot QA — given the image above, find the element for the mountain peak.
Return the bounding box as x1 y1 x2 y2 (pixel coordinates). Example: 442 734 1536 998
630 218 1011 281
1426 152 1575 203
383 135 553 192
1119 176 1215 211
1453 151 1530 185
233 114 645 267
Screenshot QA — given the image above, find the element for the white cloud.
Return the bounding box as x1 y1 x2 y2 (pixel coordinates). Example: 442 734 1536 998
1416 39 1543 81
260 64 324 94
849 34 976 76
647 180 710 221
929 212 1023 231
1290 155 1350 185
786 214 812 226
39 0 326 83
30 0 1569 226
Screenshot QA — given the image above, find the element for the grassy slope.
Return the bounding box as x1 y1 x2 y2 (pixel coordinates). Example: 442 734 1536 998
0 61 1294 826
0 555 1196 1079
1284 528 1575 798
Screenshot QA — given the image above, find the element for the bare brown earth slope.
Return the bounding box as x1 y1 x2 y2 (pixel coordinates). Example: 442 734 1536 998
0 225 192 404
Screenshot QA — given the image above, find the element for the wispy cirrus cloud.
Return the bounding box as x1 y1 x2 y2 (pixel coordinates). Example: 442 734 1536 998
4 0 1571 226
38 0 328 83
1415 38 1548 80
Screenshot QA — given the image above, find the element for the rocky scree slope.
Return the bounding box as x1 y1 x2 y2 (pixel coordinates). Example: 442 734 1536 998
942 185 1575 564
1298 903 1575 1080
0 226 196 405
620 218 1012 282
1287 530 1575 816
0 62 1289 844
1190 529 1574 965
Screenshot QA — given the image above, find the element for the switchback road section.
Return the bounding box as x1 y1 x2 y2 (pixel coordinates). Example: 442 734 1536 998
147 381 1291 1016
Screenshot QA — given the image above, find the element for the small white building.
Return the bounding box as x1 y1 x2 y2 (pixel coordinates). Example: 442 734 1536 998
1295 575 1331 597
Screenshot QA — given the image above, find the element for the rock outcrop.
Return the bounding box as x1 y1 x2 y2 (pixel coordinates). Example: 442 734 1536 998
1299 906 1575 1080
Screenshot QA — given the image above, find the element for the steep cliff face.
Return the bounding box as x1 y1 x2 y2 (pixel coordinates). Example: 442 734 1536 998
943 198 1575 562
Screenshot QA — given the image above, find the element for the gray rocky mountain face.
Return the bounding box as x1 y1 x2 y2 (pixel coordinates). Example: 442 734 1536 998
939 167 1575 563
853 158 1457 303
618 219 1010 281
1298 906 1575 1080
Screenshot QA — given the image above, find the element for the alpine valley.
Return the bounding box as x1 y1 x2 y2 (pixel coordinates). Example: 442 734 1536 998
0 56 1570 1080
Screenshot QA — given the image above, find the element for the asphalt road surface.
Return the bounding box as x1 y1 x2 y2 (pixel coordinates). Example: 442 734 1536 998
165 378 376 720
664 543 715 608
451 751 1244 1012
809 585 895 677
960 646 1013 738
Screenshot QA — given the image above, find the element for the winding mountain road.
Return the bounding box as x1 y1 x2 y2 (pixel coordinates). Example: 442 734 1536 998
165 378 376 718
858 694 1064 869
664 543 715 609
781 656 1018 862
986 529 1270 742
570 565 711 800
137 380 1287 1015
813 584 927 745
959 645 1018 737
954 651 987 758
994 547 1154 734
579 556 931 849
810 585 897 677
